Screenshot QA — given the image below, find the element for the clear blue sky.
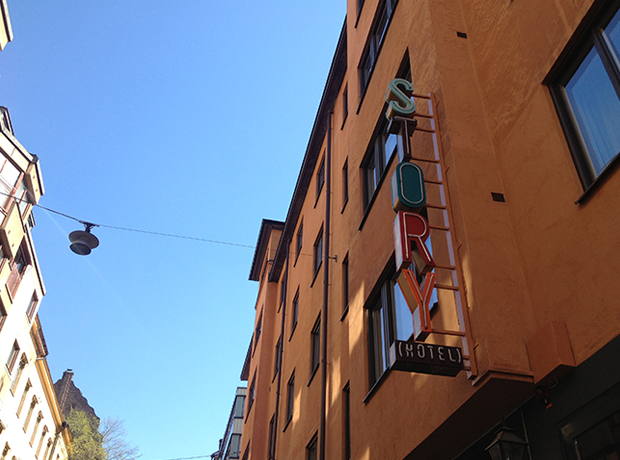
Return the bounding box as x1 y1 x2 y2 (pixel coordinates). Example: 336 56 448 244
0 1 345 459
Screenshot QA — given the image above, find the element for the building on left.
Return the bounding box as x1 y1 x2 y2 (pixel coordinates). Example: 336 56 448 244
0 106 71 460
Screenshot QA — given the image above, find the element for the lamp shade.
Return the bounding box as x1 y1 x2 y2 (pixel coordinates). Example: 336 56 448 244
486 426 529 460
68 230 99 255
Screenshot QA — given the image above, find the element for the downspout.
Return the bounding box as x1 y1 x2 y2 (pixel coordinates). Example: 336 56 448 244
272 244 290 460
319 111 333 460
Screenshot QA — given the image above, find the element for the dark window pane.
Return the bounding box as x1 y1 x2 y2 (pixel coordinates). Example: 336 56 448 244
393 281 413 341
565 47 620 175
605 10 620 58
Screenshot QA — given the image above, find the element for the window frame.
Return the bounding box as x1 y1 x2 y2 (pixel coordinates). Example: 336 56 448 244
246 373 256 418
273 335 282 381
306 433 318 460
296 220 303 263
309 315 321 385
290 289 299 340
313 228 324 282
341 255 350 321
284 371 295 429
316 157 326 203
547 1 620 198
358 0 399 105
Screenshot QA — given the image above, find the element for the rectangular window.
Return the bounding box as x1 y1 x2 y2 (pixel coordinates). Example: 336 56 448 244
342 255 350 318
280 271 287 307
0 300 7 334
268 414 277 459
342 160 349 210
273 335 282 380
296 221 303 261
366 262 419 387
310 316 321 382
307 433 318 460
343 383 351 460
317 157 326 201
342 86 349 127
362 118 400 212
286 371 295 424
291 290 299 338
6 340 19 374
254 312 263 352
233 394 246 418
314 228 324 277
26 293 38 322
229 434 241 459
247 373 256 417
358 0 399 98
548 4 620 190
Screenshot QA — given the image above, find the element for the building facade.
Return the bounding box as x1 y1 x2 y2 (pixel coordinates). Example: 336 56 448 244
238 0 620 459
0 108 70 460
212 387 247 460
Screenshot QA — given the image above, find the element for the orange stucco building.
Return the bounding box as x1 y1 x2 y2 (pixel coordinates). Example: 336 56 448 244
238 0 620 459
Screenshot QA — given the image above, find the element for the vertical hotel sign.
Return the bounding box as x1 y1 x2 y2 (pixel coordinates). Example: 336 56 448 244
384 79 475 377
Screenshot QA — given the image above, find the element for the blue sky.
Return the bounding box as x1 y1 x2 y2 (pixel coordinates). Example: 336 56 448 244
0 1 345 458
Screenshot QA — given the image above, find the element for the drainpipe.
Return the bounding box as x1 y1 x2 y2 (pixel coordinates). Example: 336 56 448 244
319 111 333 460
272 244 289 460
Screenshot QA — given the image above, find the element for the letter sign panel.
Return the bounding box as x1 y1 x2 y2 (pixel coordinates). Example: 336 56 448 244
393 211 436 274
388 340 463 376
391 161 426 212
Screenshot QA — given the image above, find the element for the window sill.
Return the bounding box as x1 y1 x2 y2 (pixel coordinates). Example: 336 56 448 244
363 368 393 404
282 416 292 432
310 264 322 287
289 323 297 341
340 305 349 322
575 152 620 204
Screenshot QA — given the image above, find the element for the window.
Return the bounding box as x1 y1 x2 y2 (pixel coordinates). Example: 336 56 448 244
268 414 276 459
247 373 256 417
6 341 19 374
42 439 52 460
296 221 303 261
233 394 245 419
358 0 399 98
342 255 350 319
29 412 42 445
254 312 263 353
10 354 27 394
291 290 299 338
26 293 38 322
548 4 620 190
273 335 282 380
362 117 400 212
313 228 324 278
307 433 318 460
23 396 37 431
0 301 6 334
7 246 29 298
316 157 325 200
16 380 32 417
280 271 287 307
366 263 416 387
0 158 21 212
342 160 349 210
36 429 49 459
343 383 351 460
285 371 295 425
342 86 349 127
228 434 241 459
310 316 321 383
242 444 250 460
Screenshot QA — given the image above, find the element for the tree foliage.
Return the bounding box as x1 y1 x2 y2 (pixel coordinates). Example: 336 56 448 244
66 409 140 460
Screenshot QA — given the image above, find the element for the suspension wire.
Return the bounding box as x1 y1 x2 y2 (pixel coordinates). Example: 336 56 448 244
0 191 255 249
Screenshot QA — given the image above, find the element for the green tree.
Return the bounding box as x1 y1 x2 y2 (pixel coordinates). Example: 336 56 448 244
66 409 140 460
66 409 106 460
